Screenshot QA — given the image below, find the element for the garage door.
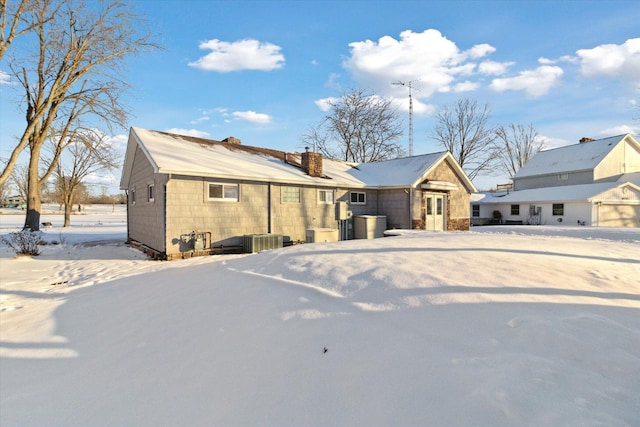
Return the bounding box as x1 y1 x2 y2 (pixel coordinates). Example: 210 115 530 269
598 204 640 227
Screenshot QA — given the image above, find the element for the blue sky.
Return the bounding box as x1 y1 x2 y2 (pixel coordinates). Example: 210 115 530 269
1 0 639 191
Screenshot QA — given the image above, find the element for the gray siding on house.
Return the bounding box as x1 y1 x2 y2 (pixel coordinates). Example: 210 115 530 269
163 178 358 254
271 184 342 243
127 145 166 253
513 170 594 190
338 189 379 217
377 189 411 229
165 177 269 252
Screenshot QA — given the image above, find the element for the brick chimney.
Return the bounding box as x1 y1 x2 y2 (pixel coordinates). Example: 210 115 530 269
222 136 241 145
301 147 323 177
579 137 595 144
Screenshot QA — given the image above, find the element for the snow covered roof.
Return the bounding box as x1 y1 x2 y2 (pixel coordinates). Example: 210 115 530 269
513 134 639 179
121 127 476 192
473 181 640 204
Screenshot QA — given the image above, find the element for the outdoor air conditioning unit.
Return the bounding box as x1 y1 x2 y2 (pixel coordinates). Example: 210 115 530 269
243 234 283 253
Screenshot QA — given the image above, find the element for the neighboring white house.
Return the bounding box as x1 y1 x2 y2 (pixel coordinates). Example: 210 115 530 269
471 134 640 228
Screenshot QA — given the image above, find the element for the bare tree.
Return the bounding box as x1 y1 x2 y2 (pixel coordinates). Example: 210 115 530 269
495 123 543 177
303 88 404 163
51 129 118 226
9 163 28 200
0 0 158 230
0 161 13 203
431 98 498 180
0 0 45 60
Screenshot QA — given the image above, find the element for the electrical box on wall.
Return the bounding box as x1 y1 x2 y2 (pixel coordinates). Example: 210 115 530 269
336 201 350 220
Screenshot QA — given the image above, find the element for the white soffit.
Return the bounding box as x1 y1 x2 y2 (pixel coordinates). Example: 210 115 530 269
422 181 459 191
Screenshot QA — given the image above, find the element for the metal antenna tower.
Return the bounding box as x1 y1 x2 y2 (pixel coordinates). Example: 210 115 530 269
393 79 419 156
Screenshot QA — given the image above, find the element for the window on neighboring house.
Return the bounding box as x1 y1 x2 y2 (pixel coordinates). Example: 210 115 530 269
318 189 334 204
282 186 300 203
552 203 564 216
350 191 366 204
130 188 136 205
558 173 568 180
147 184 154 202
472 204 480 217
511 204 520 216
208 183 239 201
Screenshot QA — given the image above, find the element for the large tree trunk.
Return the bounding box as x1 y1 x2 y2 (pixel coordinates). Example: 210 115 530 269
24 147 42 231
63 202 71 227
63 190 74 227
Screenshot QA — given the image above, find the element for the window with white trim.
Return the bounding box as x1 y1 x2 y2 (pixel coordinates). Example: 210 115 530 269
282 186 300 203
147 184 154 202
511 204 520 216
472 204 480 217
318 189 334 204
350 191 366 204
208 183 239 201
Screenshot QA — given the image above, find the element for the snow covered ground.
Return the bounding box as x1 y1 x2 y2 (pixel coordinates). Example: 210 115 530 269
1 206 639 426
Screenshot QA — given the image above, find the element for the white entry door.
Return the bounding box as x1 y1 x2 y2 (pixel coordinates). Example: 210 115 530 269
425 193 445 231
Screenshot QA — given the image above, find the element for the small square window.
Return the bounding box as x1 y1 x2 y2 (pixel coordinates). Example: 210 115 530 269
282 186 300 203
318 189 334 204
558 173 568 180
350 191 366 204
511 204 520 216
552 203 564 216
147 184 154 202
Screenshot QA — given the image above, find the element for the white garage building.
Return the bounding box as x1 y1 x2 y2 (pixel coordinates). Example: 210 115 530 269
471 134 640 228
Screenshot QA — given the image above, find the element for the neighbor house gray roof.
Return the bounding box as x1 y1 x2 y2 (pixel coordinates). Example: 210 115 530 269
513 134 639 179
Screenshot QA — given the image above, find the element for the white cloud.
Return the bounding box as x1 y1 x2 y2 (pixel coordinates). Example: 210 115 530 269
453 81 480 92
577 38 640 86
314 97 337 111
599 124 640 136
536 134 571 149
478 60 513 75
343 29 496 98
538 55 578 65
104 133 128 151
490 65 563 97
232 110 271 124
325 73 341 89
390 96 434 115
0 70 11 85
467 43 495 59
165 128 211 138
188 38 285 72
190 116 210 124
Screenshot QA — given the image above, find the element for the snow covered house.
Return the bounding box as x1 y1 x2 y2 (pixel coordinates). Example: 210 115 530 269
471 134 640 227
120 127 477 259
